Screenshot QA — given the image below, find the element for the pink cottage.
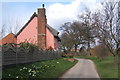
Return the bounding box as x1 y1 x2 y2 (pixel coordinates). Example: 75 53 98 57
16 4 60 50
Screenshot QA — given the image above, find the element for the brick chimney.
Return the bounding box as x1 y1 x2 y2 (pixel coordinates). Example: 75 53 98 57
37 4 47 49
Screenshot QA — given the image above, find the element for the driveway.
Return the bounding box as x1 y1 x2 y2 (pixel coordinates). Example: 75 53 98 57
60 58 100 79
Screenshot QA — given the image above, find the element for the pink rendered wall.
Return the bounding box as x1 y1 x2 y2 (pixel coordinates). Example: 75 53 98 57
46 28 55 49
17 17 38 45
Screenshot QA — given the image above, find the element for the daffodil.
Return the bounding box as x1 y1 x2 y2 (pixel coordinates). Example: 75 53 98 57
29 73 32 75
28 69 32 72
16 76 19 78
20 69 22 71
32 74 36 77
23 67 26 69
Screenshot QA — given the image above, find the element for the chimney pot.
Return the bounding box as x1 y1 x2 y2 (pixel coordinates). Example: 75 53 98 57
42 4 44 8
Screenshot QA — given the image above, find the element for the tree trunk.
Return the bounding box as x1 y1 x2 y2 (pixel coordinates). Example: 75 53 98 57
75 44 78 56
87 41 91 56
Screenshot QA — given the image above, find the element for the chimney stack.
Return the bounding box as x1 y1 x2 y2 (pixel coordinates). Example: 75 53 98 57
37 4 47 49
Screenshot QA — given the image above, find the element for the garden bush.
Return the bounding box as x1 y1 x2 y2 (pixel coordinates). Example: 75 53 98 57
19 42 39 53
62 53 73 58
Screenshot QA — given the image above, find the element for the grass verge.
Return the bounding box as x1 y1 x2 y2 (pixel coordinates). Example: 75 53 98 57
77 56 119 78
2 58 77 78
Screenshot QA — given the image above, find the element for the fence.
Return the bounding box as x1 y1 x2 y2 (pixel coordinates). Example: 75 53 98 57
2 43 61 66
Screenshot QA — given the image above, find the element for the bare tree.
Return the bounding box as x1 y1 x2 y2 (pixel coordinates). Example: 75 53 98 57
93 2 120 59
60 22 74 53
13 20 23 35
3 18 23 36
60 21 85 54
60 32 73 53
70 21 85 53
60 2 119 57
116 1 120 56
0 24 6 39
78 8 96 56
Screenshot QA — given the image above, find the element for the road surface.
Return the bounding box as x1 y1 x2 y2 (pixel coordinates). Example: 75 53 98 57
60 58 100 79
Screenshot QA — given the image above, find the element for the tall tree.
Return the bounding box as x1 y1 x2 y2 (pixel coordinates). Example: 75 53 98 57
93 2 120 58
78 8 96 55
60 32 73 53
60 21 85 53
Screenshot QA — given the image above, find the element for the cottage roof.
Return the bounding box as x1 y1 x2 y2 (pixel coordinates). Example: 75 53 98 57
16 12 59 37
46 24 59 37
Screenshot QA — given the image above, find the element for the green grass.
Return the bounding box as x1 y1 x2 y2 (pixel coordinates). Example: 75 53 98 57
77 56 119 78
2 58 77 78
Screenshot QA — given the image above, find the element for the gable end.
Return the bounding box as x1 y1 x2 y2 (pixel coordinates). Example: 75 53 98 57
16 12 37 36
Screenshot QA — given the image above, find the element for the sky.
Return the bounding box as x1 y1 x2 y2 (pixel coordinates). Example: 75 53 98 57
1 0 105 36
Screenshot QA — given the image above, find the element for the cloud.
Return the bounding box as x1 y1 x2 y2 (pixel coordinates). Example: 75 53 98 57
1 0 103 36
46 0 102 30
46 0 82 30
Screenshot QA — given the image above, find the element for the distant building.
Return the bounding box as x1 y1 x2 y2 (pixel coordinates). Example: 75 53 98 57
1 4 60 50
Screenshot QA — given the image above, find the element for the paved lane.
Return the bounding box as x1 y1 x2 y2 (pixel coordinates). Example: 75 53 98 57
60 58 100 79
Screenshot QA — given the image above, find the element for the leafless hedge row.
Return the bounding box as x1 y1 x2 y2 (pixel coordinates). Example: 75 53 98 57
2 43 61 66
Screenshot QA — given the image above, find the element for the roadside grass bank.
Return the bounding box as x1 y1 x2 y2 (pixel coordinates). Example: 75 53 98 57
77 56 119 78
2 58 77 78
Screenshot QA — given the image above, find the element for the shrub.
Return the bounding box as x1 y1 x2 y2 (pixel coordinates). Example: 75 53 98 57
46 46 54 51
93 44 109 60
62 53 73 58
19 42 38 53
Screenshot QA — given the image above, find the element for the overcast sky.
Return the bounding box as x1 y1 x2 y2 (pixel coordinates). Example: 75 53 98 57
1 0 105 36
